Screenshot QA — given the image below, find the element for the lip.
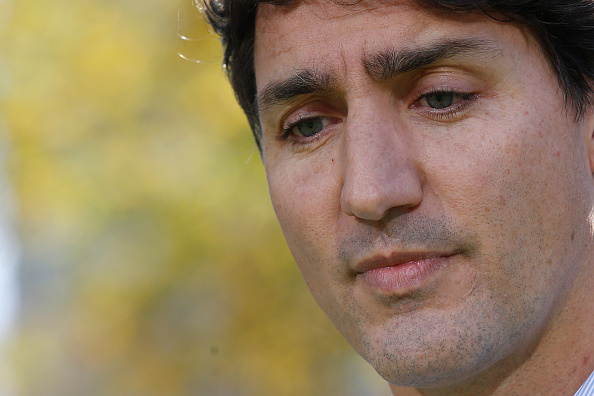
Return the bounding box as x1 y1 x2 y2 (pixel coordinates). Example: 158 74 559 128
354 251 457 294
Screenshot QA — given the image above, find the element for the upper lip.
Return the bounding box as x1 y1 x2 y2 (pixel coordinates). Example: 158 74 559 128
353 251 457 274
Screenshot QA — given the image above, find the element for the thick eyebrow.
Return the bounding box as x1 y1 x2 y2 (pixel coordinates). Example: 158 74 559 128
257 69 337 112
257 38 499 113
363 38 500 81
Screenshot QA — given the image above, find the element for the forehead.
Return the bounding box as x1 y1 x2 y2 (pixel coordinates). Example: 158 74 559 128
256 0 431 45
254 0 534 83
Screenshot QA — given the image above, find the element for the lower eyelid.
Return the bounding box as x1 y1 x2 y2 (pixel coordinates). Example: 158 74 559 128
414 94 478 121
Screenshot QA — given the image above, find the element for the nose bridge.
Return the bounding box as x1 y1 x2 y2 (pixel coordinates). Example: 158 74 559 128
340 100 423 220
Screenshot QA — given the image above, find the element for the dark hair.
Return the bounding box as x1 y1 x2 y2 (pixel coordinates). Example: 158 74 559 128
203 0 594 148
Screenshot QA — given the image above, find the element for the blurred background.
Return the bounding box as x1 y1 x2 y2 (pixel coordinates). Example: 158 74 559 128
0 0 389 394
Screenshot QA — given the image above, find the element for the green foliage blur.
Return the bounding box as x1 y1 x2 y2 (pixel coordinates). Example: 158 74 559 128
0 0 387 394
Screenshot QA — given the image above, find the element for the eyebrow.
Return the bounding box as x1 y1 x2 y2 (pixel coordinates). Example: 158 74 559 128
257 37 499 112
258 69 337 112
363 38 499 80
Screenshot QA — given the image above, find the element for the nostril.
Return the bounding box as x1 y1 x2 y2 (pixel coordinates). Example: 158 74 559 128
340 167 423 221
341 188 391 220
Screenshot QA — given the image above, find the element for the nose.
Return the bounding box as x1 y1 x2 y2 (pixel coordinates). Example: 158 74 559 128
340 107 423 221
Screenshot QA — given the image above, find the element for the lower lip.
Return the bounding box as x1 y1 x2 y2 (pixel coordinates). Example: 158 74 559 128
357 257 451 293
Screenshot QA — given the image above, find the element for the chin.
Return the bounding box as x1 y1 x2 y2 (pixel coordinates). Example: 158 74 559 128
349 310 519 389
371 354 491 389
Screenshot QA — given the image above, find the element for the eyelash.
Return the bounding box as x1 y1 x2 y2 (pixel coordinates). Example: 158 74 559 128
413 89 478 121
277 89 478 146
279 114 304 141
278 115 332 145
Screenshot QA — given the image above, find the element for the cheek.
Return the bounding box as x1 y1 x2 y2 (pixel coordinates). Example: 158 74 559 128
266 160 341 280
438 112 589 295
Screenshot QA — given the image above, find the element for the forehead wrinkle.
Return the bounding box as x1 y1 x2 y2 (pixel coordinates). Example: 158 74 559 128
362 37 501 81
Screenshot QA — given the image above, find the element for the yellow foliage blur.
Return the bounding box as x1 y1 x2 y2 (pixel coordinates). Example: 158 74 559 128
0 0 387 394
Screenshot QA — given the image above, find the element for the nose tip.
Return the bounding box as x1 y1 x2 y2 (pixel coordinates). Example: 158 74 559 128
340 190 390 221
340 165 423 221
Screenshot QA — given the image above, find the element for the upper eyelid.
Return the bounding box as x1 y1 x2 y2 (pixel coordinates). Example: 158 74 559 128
283 115 335 136
283 114 313 133
281 100 343 126
413 89 474 105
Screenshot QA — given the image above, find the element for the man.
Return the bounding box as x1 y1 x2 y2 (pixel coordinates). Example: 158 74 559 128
204 0 594 394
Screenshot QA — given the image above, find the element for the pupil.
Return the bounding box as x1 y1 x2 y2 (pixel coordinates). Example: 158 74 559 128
427 93 454 109
298 118 323 137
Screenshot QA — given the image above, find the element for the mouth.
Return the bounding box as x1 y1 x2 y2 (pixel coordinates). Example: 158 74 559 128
354 251 458 294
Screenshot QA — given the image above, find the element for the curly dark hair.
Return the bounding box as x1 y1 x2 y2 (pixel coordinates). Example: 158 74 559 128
203 0 594 148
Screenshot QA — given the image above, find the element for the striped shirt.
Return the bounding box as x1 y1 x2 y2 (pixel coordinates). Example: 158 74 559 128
575 370 594 396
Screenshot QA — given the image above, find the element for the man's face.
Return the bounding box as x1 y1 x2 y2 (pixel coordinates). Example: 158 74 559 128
254 0 594 388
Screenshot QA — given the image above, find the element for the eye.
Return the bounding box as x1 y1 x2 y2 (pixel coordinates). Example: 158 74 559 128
413 89 477 121
426 92 455 109
422 91 465 109
285 116 332 138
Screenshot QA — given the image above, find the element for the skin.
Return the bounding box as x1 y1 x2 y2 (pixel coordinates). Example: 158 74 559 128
253 1 594 394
